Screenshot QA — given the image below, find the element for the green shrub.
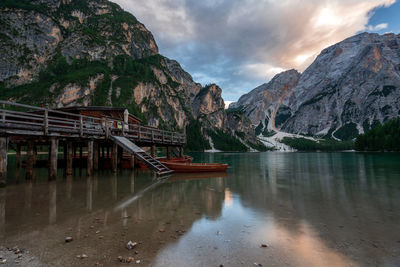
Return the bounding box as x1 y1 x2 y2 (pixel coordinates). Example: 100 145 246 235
333 122 359 140
208 129 247 152
247 141 270 152
184 119 210 151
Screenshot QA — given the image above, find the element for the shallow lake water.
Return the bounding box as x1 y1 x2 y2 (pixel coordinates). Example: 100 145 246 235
1 152 400 266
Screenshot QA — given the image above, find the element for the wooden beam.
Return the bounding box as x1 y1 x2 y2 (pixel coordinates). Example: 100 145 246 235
0 137 8 187
151 145 156 157
49 137 58 180
87 140 93 176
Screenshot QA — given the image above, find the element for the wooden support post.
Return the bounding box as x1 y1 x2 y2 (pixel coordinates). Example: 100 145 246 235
112 143 118 173
87 140 93 176
26 140 34 180
63 144 67 170
44 109 48 135
79 115 83 137
16 144 21 168
107 145 110 158
130 154 135 170
179 146 184 158
117 147 123 167
151 145 156 157
102 145 105 158
66 142 73 175
93 142 99 172
79 144 83 168
0 137 8 187
33 145 37 166
166 146 171 160
49 137 58 180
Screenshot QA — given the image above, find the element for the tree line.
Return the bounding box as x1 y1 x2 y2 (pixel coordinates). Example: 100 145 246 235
355 118 400 151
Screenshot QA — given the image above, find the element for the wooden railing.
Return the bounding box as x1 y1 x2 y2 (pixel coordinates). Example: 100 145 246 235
0 101 186 145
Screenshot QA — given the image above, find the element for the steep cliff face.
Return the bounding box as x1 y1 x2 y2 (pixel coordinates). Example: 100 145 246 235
0 0 259 151
192 84 228 129
0 0 157 85
227 111 257 144
0 0 201 130
281 33 400 139
230 69 300 132
233 33 400 141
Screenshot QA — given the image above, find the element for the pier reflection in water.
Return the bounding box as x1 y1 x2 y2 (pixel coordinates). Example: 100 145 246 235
0 152 400 266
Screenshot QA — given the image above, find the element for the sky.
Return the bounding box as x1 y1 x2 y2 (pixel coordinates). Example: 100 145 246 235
112 0 400 103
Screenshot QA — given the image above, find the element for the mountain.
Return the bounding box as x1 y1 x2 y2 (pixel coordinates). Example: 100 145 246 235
0 0 262 151
229 69 300 134
231 32 400 140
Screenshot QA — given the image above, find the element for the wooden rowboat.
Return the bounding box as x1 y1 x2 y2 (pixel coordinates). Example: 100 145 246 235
162 162 228 173
138 155 193 169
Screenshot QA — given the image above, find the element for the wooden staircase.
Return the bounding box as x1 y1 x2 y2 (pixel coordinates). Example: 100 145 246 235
110 135 173 176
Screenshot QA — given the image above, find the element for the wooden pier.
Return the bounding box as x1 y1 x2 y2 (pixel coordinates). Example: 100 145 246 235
0 101 186 186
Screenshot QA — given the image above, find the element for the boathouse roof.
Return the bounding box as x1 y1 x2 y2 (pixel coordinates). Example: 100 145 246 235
55 106 142 124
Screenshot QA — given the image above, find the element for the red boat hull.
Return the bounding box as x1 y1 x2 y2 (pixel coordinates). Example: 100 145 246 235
137 156 193 169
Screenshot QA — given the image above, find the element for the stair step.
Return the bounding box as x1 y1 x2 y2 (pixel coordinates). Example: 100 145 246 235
110 135 173 175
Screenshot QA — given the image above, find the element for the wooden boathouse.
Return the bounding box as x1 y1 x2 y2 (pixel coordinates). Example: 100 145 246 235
0 101 186 187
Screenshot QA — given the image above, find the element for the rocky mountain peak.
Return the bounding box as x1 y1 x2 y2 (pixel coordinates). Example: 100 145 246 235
229 69 300 131
192 84 227 129
234 32 400 141
0 0 158 84
281 32 400 139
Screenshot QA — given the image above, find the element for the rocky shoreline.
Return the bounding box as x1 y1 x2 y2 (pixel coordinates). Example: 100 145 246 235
0 246 42 266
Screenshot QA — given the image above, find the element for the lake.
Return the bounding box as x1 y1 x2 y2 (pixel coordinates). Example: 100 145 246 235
1 152 400 266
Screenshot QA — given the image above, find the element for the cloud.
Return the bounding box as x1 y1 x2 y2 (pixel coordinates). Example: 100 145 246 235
367 23 389 31
112 0 396 101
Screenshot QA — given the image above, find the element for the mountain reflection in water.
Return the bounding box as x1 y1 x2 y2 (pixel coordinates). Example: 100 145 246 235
0 152 399 266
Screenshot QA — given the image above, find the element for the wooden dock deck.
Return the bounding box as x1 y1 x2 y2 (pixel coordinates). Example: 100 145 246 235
0 101 186 186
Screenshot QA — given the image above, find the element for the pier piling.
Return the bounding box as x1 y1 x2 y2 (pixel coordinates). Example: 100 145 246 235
26 140 34 180
130 155 135 170
94 142 99 172
112 143 118 173
49 137 58 180
0 137 8 187
16 144 21 168
87 140 93 176
66 142 73 175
